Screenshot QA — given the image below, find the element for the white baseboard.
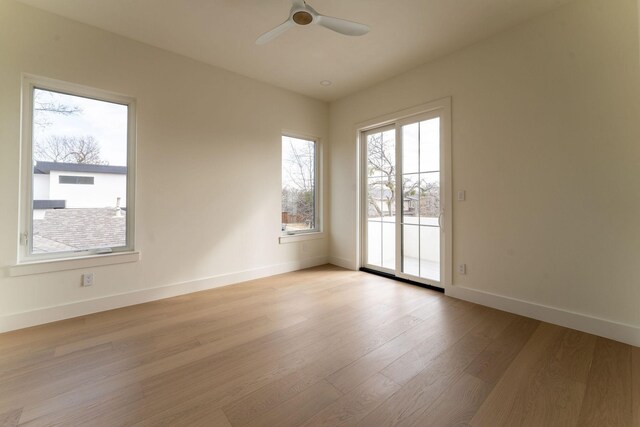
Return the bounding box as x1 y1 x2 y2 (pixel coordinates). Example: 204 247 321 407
328 256 357 270
447 285 640 347
0 256 329 333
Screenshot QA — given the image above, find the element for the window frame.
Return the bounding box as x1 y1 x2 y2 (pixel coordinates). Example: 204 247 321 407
18 74 137 263
280 133 322 240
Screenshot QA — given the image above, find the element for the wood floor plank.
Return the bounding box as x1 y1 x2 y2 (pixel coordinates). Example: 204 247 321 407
17 321 321 423
134 406 231 427
411 372 488 427
301 373 401 426
0 408 22 427
380 304 491 386
326 298 457 394
244 380 342 427
219 313 424 426
469 322 563 426
471 325 597 427
464 315 539 387
3 284 265 355
359 326 495 426
54 292 308 357
411 317 539 426
0 265 634 426
65 310 423 425
577 337 633 426
19 383 145 427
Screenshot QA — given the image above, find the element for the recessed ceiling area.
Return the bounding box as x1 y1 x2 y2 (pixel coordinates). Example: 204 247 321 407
18 0 573 101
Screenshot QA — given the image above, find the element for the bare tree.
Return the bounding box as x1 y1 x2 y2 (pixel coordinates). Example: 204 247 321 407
34 135 108 165
419 178 440 217
367 133 406 217
33 90 82 128
367 133 439 218
282 140 315 228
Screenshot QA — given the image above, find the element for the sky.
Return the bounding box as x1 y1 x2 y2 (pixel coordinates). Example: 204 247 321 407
33 88 128 166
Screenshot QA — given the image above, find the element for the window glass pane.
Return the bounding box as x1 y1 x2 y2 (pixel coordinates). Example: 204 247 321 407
419 172 440 225
366 132 383 179
282 136 316 233
402 173 419 225
367 220 382 267
380 178 396 221
367 130 395 177
367 177 383 219
31 88 128 254
402 122 419 174
402 224 419 276
419 118 440 173
420 226 440 281
382 222 395 270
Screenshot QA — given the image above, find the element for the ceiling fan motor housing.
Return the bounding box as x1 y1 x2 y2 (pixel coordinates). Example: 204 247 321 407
292 10 314 25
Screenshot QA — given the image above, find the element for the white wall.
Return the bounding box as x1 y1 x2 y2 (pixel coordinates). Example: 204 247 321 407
330 0 640 336
0 0 329 328
32 174 49 199
48 171 127 208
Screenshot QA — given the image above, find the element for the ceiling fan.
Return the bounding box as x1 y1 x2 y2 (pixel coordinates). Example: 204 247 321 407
256 0 370 45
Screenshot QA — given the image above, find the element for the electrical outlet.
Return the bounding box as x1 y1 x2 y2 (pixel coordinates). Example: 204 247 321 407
457 264 466 275
82 273 94 287
457 190 466 201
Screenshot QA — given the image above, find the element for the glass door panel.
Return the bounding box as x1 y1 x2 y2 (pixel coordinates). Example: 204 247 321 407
367 220 382 266
400 117 441 282
382 222 395 270
402 224 420 276
419 119 440 173
364 127 396 271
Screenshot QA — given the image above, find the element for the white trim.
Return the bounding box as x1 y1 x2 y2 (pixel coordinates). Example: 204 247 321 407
281 132 322 237
279 232 325 244
0 256 329 333
354 98 452 132
329 256 357 270
8 251 140 277
356 98 453 289
447 285 640 347
18 74 137 263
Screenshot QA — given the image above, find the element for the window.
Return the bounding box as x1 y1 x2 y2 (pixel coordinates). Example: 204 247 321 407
59 176 94 185
20 76 136 261
281 135 319 235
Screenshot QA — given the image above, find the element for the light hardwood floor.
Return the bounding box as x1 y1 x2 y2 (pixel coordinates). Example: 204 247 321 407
0 265 638 426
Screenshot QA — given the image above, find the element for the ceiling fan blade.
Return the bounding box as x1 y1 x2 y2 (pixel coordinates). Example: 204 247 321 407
316 15 369 36
256 20 294 45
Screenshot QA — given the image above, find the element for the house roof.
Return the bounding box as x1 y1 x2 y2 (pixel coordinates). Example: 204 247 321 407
34 161 127 175
32 207 126 253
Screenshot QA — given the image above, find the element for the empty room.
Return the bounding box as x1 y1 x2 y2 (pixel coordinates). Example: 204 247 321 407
0 0 639 425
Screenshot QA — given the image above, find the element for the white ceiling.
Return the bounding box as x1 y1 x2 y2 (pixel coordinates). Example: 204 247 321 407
18 0 573 101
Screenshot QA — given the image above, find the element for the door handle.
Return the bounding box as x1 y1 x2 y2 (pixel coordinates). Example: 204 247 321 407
438 212 443 228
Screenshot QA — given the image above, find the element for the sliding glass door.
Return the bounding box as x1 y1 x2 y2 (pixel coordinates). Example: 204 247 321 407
361 107 450 288
399 116 441 282
364 125 396 272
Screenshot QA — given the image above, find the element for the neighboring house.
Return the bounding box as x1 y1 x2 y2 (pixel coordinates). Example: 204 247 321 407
33 161 127 209
32 161 127 253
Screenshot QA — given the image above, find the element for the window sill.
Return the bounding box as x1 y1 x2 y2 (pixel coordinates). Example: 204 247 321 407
279 232 324 244
8 251 140 277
